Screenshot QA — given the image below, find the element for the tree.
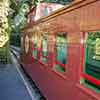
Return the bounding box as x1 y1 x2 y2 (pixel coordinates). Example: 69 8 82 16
40 0 74 5
9 0 38 46
0 0 11 47
0 0 12 63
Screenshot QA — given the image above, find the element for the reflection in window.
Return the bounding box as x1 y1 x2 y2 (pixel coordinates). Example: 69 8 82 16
41 6 48 16
41 35 47 63
87 33 100 61
81 32 100 92
54 33 67 73
33 35 38 48
32 34 40 59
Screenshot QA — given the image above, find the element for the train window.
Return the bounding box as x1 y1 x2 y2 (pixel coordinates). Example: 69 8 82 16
41 35 47 63
25 35 29 54
33 49 37 59
81 32 100 92
54 33 67 73
32 33 41 59
41 6 48 16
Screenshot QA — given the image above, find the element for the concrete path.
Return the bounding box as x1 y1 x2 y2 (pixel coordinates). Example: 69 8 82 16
0 64 32 100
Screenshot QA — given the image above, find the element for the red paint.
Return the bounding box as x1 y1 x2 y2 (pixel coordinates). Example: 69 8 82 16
52 68 66 79
80 32 85 74
34 47 37 50
54 61 65 68
20 0 100 100
81 72 100 86
27 7 35 16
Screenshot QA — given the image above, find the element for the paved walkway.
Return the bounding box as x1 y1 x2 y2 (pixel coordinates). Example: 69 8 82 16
0 63 32 100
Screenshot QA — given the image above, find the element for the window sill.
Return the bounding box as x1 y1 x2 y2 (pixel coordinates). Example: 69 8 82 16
76 83 100 100
38 60 48 67
52 68 66 80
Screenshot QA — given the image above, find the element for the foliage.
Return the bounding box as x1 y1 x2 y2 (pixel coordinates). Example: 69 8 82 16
0 0 11 47
0 0 75 48
40 0 74 5
9 0 39 46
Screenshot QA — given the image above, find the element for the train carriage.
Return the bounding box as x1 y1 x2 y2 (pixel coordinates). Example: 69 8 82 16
20 0 100 100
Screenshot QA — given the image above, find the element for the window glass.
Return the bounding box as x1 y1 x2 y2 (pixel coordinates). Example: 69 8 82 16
81 32 100 92
56 33 66 64
41 35 47 63
32 33 41 59
85 32 100 79
41 6 48 16
87 32 100 61
25 35 29 54
54 33 67 73
34 34 38 48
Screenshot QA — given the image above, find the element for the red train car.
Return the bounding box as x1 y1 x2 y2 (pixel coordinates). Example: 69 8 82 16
20 0 100 100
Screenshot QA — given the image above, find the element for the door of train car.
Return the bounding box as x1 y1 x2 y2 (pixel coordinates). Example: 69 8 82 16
80 31 100 99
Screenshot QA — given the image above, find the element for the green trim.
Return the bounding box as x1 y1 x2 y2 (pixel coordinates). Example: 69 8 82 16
42 51 47 56
83 33 88 73
54 64 65 73
82 78 100 93
80 77 85 84
42 57 47 63
33 50 37 59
